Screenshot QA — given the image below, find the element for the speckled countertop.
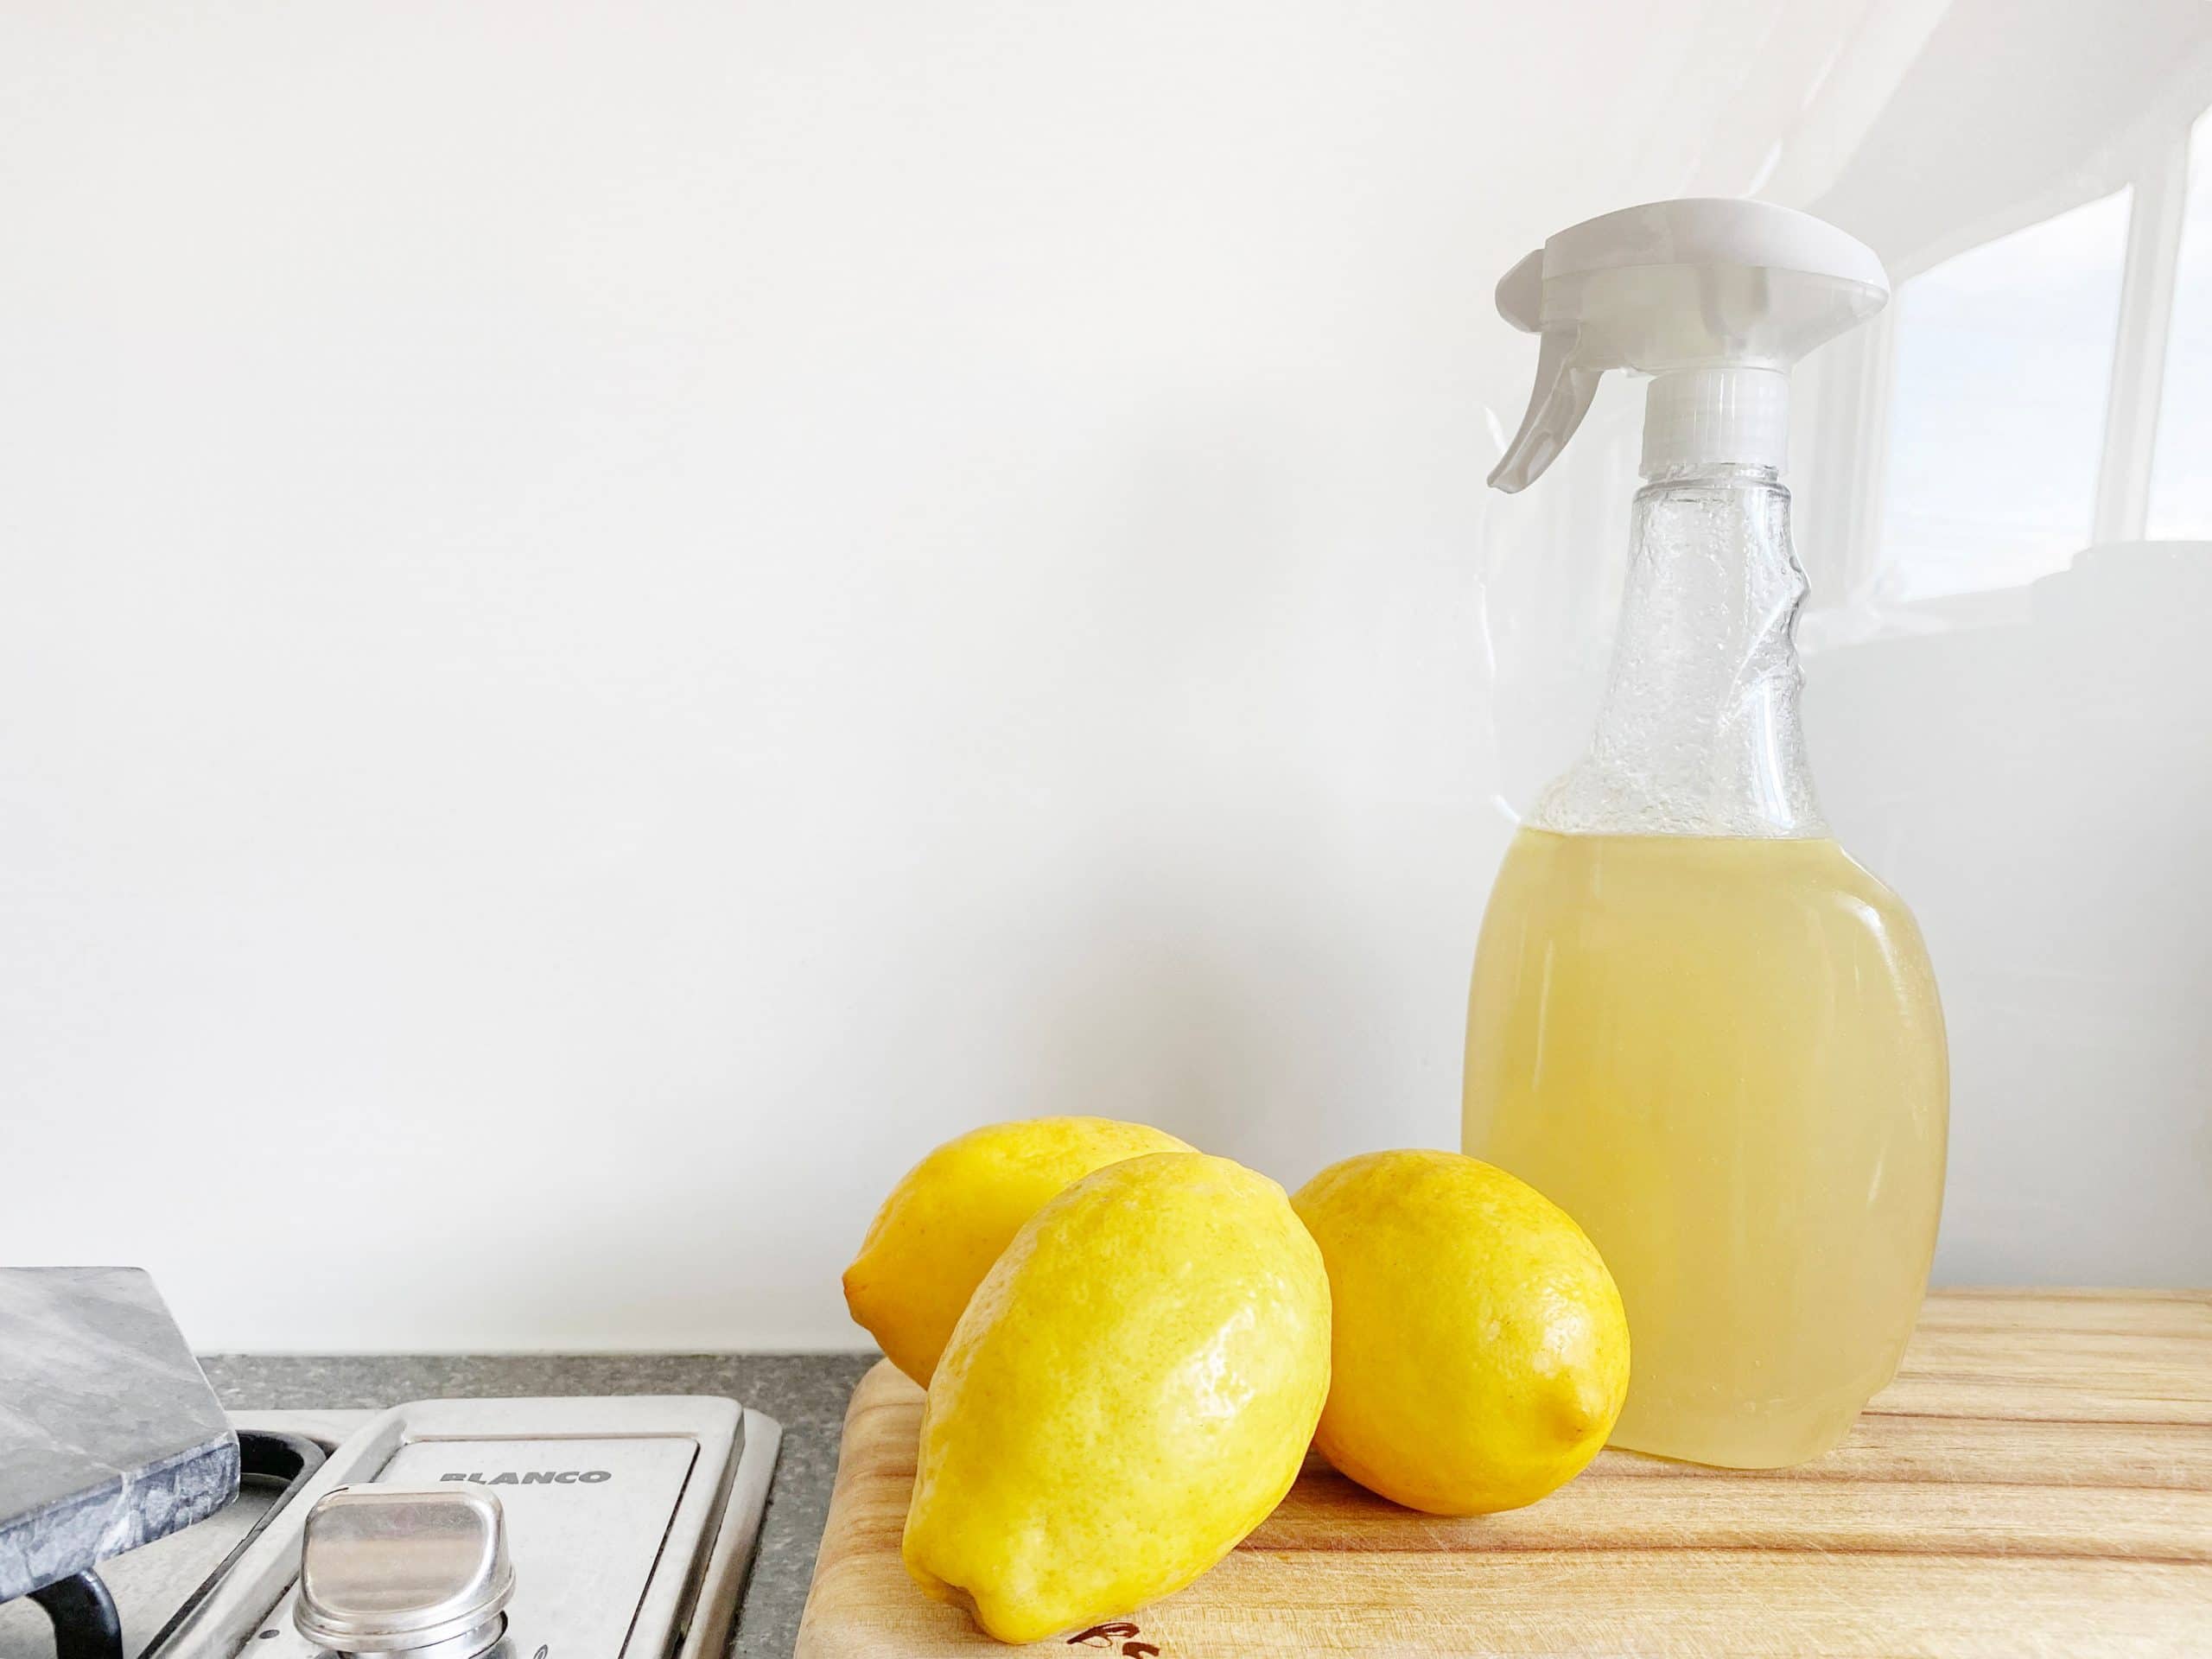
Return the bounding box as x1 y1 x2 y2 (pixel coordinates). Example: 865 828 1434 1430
197 1354 876 1659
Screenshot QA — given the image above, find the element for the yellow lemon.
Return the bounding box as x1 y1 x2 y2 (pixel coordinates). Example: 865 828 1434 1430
843 1116 1192 1388
1292 1148 1628 1515
903 1152 1331 1643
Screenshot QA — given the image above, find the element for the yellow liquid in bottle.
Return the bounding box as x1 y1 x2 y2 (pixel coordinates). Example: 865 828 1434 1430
1463 828 1947 1468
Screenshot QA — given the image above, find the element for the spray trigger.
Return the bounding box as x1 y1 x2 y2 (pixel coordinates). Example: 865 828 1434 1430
1483 198 1890 492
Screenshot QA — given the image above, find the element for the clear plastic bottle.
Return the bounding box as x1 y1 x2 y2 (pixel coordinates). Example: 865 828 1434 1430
1463 461 1947 1469
1463 201 1949 1468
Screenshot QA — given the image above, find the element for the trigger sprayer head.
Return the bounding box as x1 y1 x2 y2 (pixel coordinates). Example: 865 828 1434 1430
1487 198 1889 492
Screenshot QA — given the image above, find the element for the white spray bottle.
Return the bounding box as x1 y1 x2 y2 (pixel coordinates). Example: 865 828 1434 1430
1463 200 1948 1469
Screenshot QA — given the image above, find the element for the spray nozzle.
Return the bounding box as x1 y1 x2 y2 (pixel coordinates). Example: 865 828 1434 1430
1487 198 1890 493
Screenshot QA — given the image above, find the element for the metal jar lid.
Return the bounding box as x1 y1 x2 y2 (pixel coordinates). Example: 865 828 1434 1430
294 1486 514 1659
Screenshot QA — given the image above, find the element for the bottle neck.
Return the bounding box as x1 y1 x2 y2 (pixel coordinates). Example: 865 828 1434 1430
1531 461 1827 838
1642 369 1790 477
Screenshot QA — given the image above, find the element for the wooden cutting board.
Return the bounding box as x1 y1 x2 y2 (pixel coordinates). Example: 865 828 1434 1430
796 1290 2212 1657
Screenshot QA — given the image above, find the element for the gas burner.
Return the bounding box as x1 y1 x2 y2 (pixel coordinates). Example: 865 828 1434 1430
2 1400 779 1659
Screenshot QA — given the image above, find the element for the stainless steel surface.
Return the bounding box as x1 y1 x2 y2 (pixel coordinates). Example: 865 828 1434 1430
0 1388 791 1659
151 1398 773 1659
199 1358 871 1659
271 1440 693 1659
294 1487 512 1659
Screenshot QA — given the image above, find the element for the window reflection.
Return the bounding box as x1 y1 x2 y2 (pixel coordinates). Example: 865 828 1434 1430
2146 108 2212 538
1878 190 2131 601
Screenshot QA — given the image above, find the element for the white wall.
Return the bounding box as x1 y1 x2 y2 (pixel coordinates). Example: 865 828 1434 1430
3 1 2206 1351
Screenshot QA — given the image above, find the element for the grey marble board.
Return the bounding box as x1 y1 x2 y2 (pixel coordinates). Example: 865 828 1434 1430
0 1268 240 1604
